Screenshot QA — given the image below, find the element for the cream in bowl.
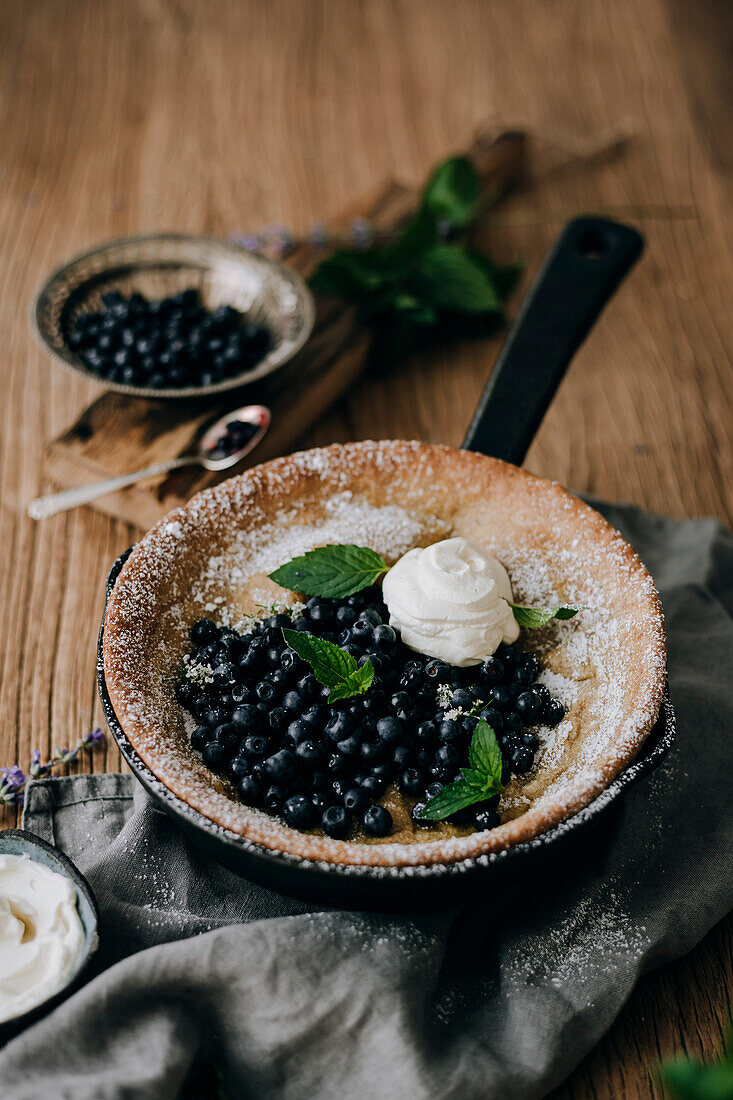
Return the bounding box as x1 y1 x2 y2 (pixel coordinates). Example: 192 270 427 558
0 831 99 1035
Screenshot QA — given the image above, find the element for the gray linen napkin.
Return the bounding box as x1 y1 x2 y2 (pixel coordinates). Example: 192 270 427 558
1 502 732 1100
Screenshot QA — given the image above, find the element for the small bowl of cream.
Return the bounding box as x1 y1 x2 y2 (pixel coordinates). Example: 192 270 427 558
0 830 99 1043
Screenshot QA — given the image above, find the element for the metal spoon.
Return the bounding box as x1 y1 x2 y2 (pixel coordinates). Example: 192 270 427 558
28 404 271 520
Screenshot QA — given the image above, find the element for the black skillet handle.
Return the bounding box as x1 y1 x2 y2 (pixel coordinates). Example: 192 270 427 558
461 217 643 464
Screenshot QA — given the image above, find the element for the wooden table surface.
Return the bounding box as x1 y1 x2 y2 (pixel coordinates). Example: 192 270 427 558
1 1 730 1095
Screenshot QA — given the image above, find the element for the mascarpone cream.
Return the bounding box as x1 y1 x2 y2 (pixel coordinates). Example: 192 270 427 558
382 536 519 666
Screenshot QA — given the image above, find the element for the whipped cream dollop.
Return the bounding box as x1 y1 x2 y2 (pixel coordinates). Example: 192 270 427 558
382 536 520 666
0 853 85 1023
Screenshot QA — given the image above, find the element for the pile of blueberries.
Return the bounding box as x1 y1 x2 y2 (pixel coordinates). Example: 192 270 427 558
68 288 271 390
175 588 565 840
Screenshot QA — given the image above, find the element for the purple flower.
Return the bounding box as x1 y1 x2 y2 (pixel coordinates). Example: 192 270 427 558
83 727 105 747
56 746 79 765
308 221 328 248
28 750 51 778
0 765 26 805
349 218 371 249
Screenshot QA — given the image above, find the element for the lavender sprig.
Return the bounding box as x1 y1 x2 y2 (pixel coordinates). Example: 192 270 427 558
0 728 106 807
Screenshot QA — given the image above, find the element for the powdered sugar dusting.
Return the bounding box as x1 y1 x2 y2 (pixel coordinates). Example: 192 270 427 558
102 441 666 869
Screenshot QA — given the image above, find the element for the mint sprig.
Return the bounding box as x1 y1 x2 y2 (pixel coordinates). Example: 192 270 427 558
417 719 503 821
269 545 388 599
282 627 374 704
309 154 522 370
509 603 585 628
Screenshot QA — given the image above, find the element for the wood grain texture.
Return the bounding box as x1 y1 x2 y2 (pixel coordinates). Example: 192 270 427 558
0 1 730 1096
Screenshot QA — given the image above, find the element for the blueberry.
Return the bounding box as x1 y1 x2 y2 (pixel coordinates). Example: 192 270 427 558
424 659 450 682
480 656 505 684
330 777 348 801
370 763 393 785
230 684 251 706
545 700 565 726
450 688 473 710
232 704 261 731
203 705 227 728
503 712 522 736
359 608 382 628
376 716 403 744
213 723 239 751
363 805 392 837
435 744 458 767
335 605 356 628
516 691 542 721
228 755 250 780
509 745 534 775
392 744 412 768
522 731 540 751
190 726 212 750
360 740 388 765
478 707 503 733
336 735 360 757
531 683 551 709
297 674 320 702
390 691 411 713
343 787 369 813
438 720 459 743
327 753 346 776
282 690 302 713
306 598 332 626
202 742 227 770
322 805 351 839
302 704 327 730
295 740 321 768
285 719 311 747
255 680 277 704
191 618 218 645
268 671 289 697
415 720 437 743
361 775 386 799
425 781 444 799
265 785 284 812
411 802 432 828
268 707 288 735
283 795 315 829
243 735 268 759
351 619 372 643
264 750 297 784
400 768 425 796
491 685 512 710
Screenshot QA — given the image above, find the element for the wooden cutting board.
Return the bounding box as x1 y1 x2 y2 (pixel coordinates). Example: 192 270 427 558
42 128 526 529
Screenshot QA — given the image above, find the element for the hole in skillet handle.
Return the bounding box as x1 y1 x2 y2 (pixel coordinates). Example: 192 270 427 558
461 216 644 467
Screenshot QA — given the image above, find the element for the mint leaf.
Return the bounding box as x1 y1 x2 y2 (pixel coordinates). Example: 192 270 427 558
385 206 438 268
415 779 487 821
423 156 479 227
269 545 388 599
468 719 503 784
412 245 500 313
509 603 586 628
418 720 504 821
282 628 374 704
309 251 386 299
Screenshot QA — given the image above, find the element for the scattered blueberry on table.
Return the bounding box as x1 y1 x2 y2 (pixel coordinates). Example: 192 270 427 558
176 589 565 840
68 288 271 390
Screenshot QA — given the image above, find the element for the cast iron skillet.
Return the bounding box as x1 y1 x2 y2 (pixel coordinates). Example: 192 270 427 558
98 217 675 910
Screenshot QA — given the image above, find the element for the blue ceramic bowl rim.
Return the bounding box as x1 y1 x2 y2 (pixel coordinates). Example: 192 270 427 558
98 548 675 885
0 829 99 1037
